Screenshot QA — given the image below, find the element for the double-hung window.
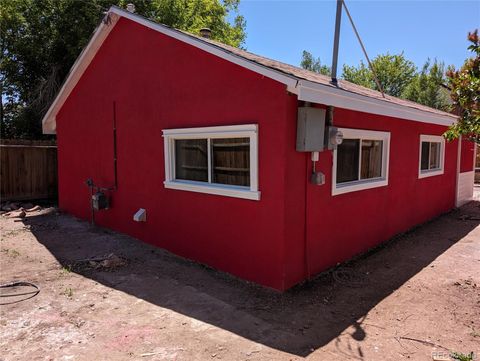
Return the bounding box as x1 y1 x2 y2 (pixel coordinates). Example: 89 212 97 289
163 124 259 200
332 128 390 195
418 135 445 178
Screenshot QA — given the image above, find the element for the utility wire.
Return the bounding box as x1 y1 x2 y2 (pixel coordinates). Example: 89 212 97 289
342 0 386 98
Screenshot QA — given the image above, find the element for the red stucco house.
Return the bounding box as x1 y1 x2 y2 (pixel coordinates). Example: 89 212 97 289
42 6 475 291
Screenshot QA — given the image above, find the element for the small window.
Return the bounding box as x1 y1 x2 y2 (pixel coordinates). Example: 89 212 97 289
333 128 390 195
163 124 259 200
419 135 445 178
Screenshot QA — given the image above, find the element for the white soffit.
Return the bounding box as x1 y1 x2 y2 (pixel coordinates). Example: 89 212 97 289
297 80 456 126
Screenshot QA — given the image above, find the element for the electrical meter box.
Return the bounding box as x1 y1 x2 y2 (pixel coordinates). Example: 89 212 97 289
296 107 326 152
326 126 344 150
92 191 109 210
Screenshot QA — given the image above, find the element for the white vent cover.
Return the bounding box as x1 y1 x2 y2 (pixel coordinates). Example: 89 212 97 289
133 208 146 222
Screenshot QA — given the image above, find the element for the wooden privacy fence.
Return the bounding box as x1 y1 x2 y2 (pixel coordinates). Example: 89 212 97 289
1 139 58 201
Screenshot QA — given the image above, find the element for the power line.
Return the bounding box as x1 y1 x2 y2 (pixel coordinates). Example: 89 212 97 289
341 0 386 98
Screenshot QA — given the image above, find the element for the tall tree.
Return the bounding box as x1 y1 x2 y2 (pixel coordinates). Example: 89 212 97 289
402 59 451 111
300 50 330 76
0 0 246 139
342 53 416 98
444 30 480 143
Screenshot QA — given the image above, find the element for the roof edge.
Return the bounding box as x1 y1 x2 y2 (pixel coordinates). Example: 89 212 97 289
108 7 299 87
42 11 121 134
298 80 457 126
42 6 457 134
42 6 299 134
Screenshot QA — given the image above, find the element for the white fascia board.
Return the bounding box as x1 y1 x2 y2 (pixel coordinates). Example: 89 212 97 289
41 13 121 134
41 6 297 134
42 4 458 134
297 80 458 126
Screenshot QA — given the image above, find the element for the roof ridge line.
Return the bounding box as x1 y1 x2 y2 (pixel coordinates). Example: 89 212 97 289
41 5 457 134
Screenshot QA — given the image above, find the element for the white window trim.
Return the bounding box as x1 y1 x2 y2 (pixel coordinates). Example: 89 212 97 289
162 124 260 201
332 128 390 196
418 134 445 179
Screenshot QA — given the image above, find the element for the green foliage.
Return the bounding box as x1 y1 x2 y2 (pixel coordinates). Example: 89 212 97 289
0 0 246 139
60 265 72 276
300 50 330 76
117 0 246 48
62 287 73 298
342 53 416 98
1 248 21 258
1 0 116 139
444 29 480 143
300 49 452 111
402 59 451 111
342 61 372 88
332 52 451 111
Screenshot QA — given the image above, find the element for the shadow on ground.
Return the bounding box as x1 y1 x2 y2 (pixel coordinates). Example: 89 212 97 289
22 202 480 358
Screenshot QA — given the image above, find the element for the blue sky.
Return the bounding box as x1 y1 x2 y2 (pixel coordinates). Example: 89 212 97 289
236 0 480 72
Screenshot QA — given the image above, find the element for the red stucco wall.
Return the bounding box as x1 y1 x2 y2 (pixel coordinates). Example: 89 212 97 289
283 108 458 287
56 18 292 290
460 139 475 173
56 17 459 290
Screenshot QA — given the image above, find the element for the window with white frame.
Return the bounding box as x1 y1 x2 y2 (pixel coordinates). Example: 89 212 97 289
332 128 390 195
418 135 445 178
163 124 260 200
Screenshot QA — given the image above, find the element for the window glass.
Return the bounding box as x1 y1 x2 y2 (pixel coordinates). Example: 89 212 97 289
333 128 389 195
429 142 441 169
175 139 208 182
361 140 383 179
337 139 360 183
211 138 250 186
421 142 430 170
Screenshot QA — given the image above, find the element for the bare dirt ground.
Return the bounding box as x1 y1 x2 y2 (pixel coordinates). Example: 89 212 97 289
1 197 479 361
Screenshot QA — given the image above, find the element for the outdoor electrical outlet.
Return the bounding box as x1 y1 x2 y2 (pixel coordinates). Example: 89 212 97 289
311 172 325 185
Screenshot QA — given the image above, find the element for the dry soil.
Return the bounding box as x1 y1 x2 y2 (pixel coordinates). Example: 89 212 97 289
1 198 479 361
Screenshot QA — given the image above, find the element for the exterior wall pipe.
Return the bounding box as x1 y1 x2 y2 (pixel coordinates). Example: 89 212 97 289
113 101 118 190
304 152 311 280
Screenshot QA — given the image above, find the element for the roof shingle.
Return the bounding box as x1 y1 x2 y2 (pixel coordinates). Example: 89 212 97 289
181 29 456 120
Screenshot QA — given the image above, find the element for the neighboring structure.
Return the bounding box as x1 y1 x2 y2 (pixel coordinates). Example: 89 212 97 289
475 145 480 183
458 138 476 200
42 7 475 290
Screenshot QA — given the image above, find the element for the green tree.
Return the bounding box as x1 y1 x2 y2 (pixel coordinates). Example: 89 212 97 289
129 0 246 48
402 59 451 111
300 50 330 76
342 53 416 98
444 30 480 143
0 0 246 139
